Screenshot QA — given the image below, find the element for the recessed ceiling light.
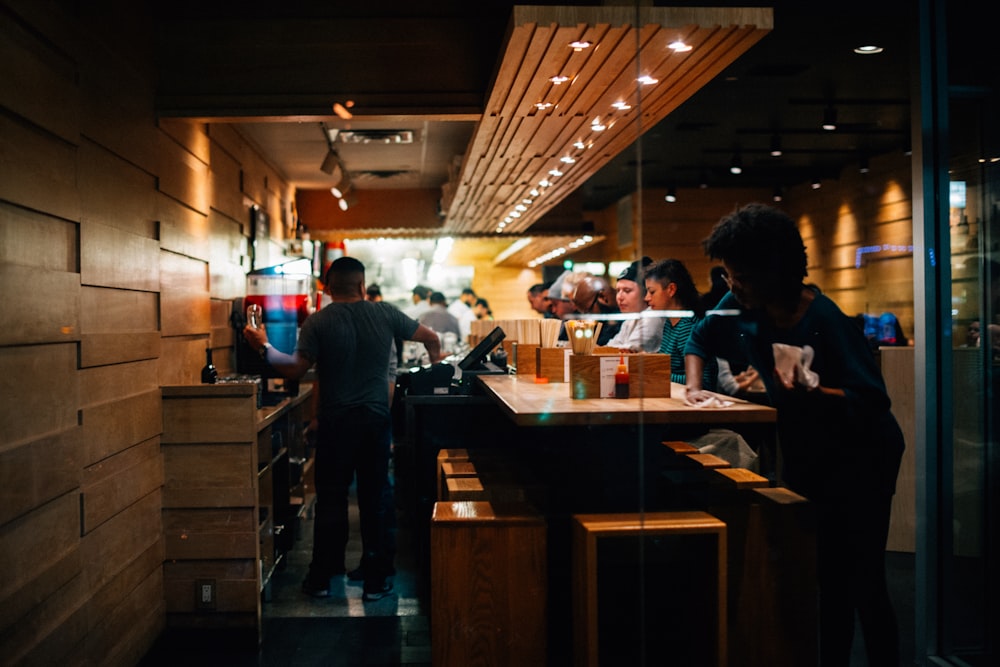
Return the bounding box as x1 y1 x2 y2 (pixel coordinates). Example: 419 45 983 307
549 75 570 85
535 102 553 110
569 40 592 51
854 44 884 55
612 101 632 111
637 75 659 85
668 40 692 53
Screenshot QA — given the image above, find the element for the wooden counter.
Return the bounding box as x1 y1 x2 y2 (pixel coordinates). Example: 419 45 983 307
475 374 776 427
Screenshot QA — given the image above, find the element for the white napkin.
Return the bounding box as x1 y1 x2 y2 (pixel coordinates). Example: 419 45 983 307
772 343 820 389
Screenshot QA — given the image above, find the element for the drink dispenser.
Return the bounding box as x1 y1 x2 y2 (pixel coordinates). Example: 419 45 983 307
244 268 313 354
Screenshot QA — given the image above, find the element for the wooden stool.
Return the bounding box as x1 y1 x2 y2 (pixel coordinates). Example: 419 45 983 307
571 511 727 667
431 501 547 667
438 460 478 500
443 476 485 501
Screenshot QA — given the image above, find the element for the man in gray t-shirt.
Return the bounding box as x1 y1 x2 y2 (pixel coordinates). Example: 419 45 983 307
244 257 442 601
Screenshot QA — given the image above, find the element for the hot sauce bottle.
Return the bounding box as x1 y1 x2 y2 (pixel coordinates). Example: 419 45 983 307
615 352 630 399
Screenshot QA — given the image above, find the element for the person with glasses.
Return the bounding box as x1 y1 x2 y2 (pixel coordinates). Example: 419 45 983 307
683 203 904 666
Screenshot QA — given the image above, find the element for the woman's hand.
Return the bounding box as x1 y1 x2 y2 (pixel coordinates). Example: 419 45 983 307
684 386 715 406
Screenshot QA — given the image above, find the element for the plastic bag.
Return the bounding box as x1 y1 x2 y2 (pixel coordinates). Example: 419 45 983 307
772 343 819 389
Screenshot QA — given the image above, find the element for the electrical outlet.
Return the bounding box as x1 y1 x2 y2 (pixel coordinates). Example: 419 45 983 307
196 579 216 610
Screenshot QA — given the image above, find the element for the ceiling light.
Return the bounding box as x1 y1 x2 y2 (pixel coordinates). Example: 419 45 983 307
811 178 822 190
534 102 553 110
859 156 870 174
665 186 677 203
854 44 883 55
332 101 354 120
668 40 692 53
569 40 592 51
549 75 570 84
331 186 344 198
611 101 632 111
730 151 743 175
560 156 576 164
548 168 564 177
590 118 607 131
822 106 838 131
637 75 658 85
769 134 783 157
772 186 784 202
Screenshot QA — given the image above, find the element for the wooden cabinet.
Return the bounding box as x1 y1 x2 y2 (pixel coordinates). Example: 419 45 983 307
161 382 313 643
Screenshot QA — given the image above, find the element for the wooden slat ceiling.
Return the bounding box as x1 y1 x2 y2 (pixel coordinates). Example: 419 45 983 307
442 5 773 235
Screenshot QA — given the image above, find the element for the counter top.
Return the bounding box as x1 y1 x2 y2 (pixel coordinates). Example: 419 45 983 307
475 374 776 427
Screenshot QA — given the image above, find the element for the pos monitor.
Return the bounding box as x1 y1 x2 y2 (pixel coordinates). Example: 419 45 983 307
458 325 506 372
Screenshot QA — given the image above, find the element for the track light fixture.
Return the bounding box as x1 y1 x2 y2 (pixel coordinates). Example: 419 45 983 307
320 148 339 175
822 106 837 131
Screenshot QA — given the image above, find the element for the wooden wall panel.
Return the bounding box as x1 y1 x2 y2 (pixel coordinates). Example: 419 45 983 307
78 140 158 238
0 344 78 446
79 359 160 408
80 285 158 333
0 3 78 144
159 118 211 164
159 337 214 386
0 492 81 612
0 543 81 640
80 491 163 592
158 192 212 261
155 132 210 216
81 332 161 367
160 250 211 337
209 137 246 223
0 264 80 346
163 559 258 614
80 220 160 291
83 554 164 667
882 348 916 552
1 569 88 667
81 437 163 533
0 427 82 526
0 113 80 221
80 390 162 467
161 443 256 508
0 201 78 271
162 508 258 561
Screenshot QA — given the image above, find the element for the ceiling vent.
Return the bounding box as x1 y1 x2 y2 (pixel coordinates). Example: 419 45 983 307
338 130 415 144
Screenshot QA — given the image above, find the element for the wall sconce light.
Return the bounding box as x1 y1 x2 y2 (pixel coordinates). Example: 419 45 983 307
822 106 838 131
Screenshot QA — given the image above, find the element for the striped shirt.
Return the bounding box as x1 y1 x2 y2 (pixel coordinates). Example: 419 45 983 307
658 316 717 390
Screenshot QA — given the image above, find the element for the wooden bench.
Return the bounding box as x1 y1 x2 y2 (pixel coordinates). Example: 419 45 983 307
571 511 728 667
431 501 547 666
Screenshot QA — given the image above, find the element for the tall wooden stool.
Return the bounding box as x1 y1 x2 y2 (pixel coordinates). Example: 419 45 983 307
431 501 547 666
571 511 728 667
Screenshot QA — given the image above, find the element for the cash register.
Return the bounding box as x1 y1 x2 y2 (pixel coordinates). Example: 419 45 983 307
406 326 507 396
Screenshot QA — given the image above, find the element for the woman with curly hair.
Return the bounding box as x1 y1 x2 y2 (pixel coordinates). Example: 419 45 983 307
683 202 904 666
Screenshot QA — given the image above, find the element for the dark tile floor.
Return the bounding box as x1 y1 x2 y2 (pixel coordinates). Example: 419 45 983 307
141 475 917 667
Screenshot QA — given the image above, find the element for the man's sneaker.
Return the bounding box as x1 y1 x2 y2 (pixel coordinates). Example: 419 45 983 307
362 580 394 602
301 575 330 598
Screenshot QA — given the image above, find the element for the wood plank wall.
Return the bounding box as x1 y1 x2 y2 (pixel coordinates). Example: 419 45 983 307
0 3 291 664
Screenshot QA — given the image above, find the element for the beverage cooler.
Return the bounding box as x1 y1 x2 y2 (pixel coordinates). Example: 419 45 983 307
233 262 315 404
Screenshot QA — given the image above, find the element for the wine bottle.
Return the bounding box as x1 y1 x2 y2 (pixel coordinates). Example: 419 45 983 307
201 347 218 384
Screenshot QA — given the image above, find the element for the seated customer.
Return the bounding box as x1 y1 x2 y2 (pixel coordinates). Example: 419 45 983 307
644 258 717 389
571 274 621 345
605 257 664 352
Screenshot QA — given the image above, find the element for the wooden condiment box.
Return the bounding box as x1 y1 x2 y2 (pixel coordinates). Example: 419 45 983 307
568 353 672 399
535 346 572 382
512 342 539 375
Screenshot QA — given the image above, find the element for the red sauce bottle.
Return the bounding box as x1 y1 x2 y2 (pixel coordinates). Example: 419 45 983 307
615 353 630 399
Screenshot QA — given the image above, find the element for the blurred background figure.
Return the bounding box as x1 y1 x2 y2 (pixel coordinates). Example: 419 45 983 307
404 285 431 319
366 284 383 302
701 265 730 311
418 291 461 338
448 287 477 340
473 297 493 320
527 282 554 318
